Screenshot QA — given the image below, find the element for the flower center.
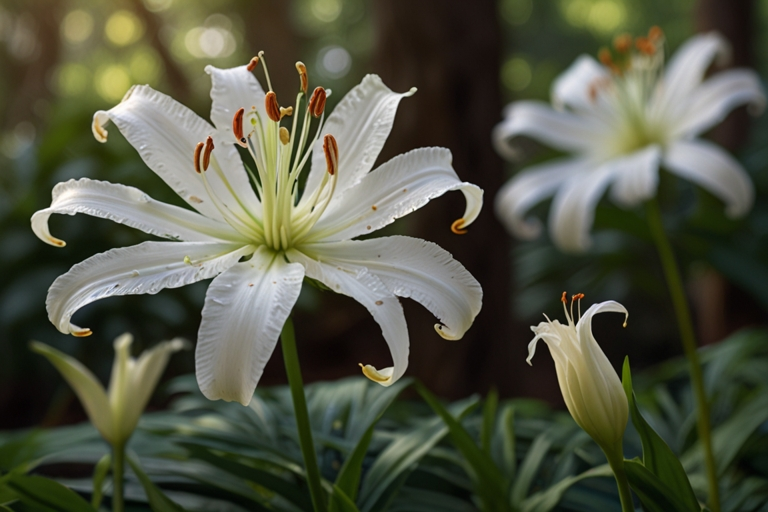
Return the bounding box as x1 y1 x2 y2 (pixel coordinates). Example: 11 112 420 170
193 53 338 253
591 27 668 157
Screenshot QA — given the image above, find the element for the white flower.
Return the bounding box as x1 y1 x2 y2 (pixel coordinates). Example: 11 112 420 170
32 56 483 406
527 294 628 452
31 334 185 445
494 29 765 252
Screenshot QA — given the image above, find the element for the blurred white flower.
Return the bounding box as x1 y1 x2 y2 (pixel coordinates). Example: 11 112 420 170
494 29 765 252
32 56 483 406
31 334 185 445
527 294 628 453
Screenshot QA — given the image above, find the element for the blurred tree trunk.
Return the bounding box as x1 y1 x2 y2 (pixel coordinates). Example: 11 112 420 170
693 0 761 345
367 0 527 398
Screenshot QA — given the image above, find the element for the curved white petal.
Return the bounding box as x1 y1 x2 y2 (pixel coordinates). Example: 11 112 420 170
607 145 661 207
308 147 482 241
297 235 481 341
47 241 252 336
301 75 416 204
206 64 267 137
653 32 730 117
287 248 409 386
495 157 586 239
196 248 304 405
493 101 603 160
551 55 610 111
30 341 113 442
92 85 260 226
671 69 766 138
663 139 754 217
548 165 615 253
32 178 246 247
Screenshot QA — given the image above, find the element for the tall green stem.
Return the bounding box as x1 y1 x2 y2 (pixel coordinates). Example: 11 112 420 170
645 199 720 512
112 442 125 512
605 448 634 512
281 317 327 512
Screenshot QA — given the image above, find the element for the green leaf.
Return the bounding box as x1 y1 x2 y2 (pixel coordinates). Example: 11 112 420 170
494 404 516 482
415 383 507 512
90 453 111 508
6 473 97 512
481 388 498 454
330 485 361 512
127 454 186 512
510 426 557 506
624 459 698 512
622 358 699 511
333 426 373 507
520 464 613 512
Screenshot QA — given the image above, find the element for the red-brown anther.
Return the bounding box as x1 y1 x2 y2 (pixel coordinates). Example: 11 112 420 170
309 87 327 118
648 26 663 42
561 291 568 304
193 141 204 173
613 33 632 53
323 134 338 176
573 293 585 301
247 56 259 72
265 91 281 122
202 136 215 171
232 107 247 147
295 61 308 94
598 47 613 67
635 36 655 55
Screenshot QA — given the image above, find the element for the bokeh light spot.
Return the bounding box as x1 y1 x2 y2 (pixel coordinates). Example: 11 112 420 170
561 0 591 27
312 0 342 23
96 65 132 102
318 46 352 79
502 57 532 92
143 0 173 12
588 1 625 33
500 0 533 26
185 27 236 58
130 49 161 83
57 63 91 96
61 10 94 44
105 10 144 46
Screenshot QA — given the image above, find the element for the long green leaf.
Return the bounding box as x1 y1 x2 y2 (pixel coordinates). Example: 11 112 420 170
127 454 186 512
6 473 96 512
90 453 111 508
623 459 697 512
622 358 699 511
482 388 499 455
520 464 612 512
330 485 361 512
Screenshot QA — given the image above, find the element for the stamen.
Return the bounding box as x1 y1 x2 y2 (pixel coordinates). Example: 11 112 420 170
279 126 290 145
203 136 215 171
323 134 338 175
451 218 468 235
232 107 247 147
358 363 389 383
193 141 204 173
598 48 620 74
561 291 567 303
613 33 631 53
648 26 663 42
295 61 308 94
265 91 281 122
247 56 259 72
309 87 327 118
635 36 655 56
280 106 294 119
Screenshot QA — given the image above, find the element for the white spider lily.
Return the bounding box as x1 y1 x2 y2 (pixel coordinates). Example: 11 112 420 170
527 294 628 453
31 334 185 445
494 29 765 252
32 56 483 406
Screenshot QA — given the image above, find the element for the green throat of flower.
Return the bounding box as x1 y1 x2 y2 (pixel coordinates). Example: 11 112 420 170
192 53 338 253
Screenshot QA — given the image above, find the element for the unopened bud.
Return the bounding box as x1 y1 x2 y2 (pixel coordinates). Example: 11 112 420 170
309 87 327 118
295 61 308 94
265 91 281 122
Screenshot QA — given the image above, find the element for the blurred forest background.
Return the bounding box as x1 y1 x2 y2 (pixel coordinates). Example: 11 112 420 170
1 0 766 429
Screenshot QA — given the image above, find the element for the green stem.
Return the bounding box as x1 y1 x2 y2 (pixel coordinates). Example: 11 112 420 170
645 199 720 512
281 317 327 512
605 449 634 512
112 442 125 512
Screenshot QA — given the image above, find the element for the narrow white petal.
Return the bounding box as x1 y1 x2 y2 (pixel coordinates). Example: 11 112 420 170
196 248 304 405
301 75 416 203
92 85 260 224
577 300 628 342
309 148 482 241
653 32 730 117
495 157 585 239
493 101 603 160
32 178 246 247
551 55 610 111
670 69 766 138
30 341 113 442
206 64 267 136
298 236 481 341
287 248 409 386
548 166 615 252
607 145 662 207
663 139 754 217
47 241 252 336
